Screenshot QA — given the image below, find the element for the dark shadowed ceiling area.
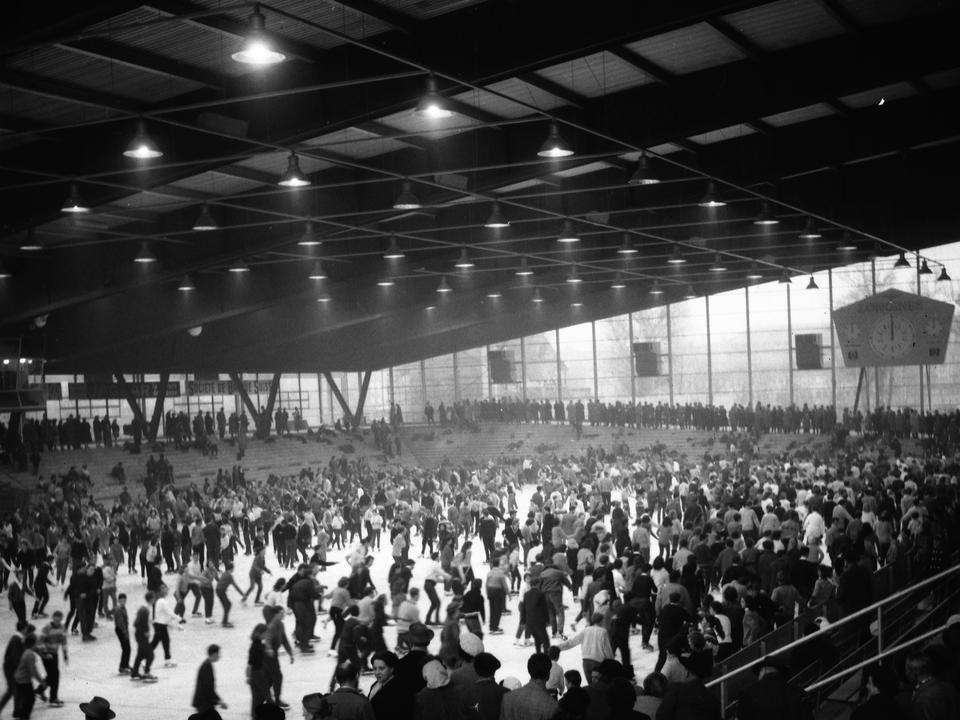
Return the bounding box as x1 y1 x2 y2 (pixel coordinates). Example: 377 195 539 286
1 0 959 373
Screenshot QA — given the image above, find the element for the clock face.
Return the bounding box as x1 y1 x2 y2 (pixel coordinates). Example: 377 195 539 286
869 314 917 359
923 317 944 336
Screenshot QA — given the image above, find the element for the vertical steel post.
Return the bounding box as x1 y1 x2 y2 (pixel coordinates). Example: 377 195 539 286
787 283 794 406
705 295 713 405
666 304 675 405
591 321 599 401
829 269 837 410
555 329 563 402
520 337 527 401
628 312 636 404
745 286 753 406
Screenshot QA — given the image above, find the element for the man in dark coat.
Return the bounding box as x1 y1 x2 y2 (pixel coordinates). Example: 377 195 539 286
523 579 551 654
192 644 226 715
460 653 507 720
0 621 30 715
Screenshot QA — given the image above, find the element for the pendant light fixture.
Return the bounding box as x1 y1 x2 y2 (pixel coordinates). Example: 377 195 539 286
570 300 584 308
483 202 510 228
649 280 664 295
698 181 726 208
486 290 502 299
515 258 534 276
0 260 11 279
377 278 395 287
628 150 660 185
436 276 452 293
393 180 421 210
617 234 638 255
753 201 779 225
231 5 286 66
178 275 196 291
683 285 697 300
278 153 310 187
894 252 911 269
557 220 580 244
799 217 821 240
531 288 545 303
297 221 321 247
778 270 792 284
134 242 157 264
229 258 250 273
836 232 858 252
316 294 332 303
610 273 626 289
666 247 686 265
192 204 218 231
413 74 453 119
806 275 819 290
19 230 43 251
61 183 90 213
454 247 474 269
938 266 951 282
565 267 582 284
123 120 163 159
383 237 405 259
308 261 327 280
708 254 727 272
919 259 933 275
537 121 574 158
746 263 763 280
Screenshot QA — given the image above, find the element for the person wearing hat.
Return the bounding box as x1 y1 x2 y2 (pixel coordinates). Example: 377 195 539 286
79 696 115 720
412 660 459 720
394 622 434 694
737 656 810 720
368 651 406 720
460 653 507 720
448 632 484 690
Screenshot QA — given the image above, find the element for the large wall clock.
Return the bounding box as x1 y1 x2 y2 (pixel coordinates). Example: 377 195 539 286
833 288 954 367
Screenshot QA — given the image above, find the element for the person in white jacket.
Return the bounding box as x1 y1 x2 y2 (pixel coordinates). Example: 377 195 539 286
552 612 613 680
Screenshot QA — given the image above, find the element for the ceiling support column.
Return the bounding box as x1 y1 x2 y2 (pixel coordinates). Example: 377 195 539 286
147 371 170 442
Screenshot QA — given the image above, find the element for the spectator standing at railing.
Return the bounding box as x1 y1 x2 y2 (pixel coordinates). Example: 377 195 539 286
902 649 958 720
737 657 812 720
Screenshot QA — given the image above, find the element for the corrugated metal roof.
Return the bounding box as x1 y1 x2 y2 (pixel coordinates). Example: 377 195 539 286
7 46 201 105
922 68 960 91
236 151 332 175
761 102 835 127
391 0 486 20
375 108 483 140
647 142 685 155
103 191 193 213
494 179 545 194
0 88 118 126
720 0 844 53
477 78 568 114
302 127 408 158
533 51 656 99
168 170 264 196
98 7 247 78
626 23 745 76
256 0 391 49
687 123 756 145
839 82 915 109
450 88 533 119
839 0 941 26
552 161 614 178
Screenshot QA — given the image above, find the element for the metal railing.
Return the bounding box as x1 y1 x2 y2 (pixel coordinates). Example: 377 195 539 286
704 560 960 715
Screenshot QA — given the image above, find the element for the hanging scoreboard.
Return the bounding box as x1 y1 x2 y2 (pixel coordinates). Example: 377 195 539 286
833 288 954 368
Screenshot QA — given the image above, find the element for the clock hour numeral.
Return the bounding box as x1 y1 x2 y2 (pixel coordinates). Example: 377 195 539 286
847 350 858 360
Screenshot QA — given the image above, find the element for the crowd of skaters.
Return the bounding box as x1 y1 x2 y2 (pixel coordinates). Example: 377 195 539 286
1 408 959 720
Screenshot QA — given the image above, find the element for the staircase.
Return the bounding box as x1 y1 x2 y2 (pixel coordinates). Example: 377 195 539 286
402 422 829 468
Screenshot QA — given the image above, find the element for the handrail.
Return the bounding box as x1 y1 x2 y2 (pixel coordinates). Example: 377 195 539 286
803 623 949 692
705 562 960 688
